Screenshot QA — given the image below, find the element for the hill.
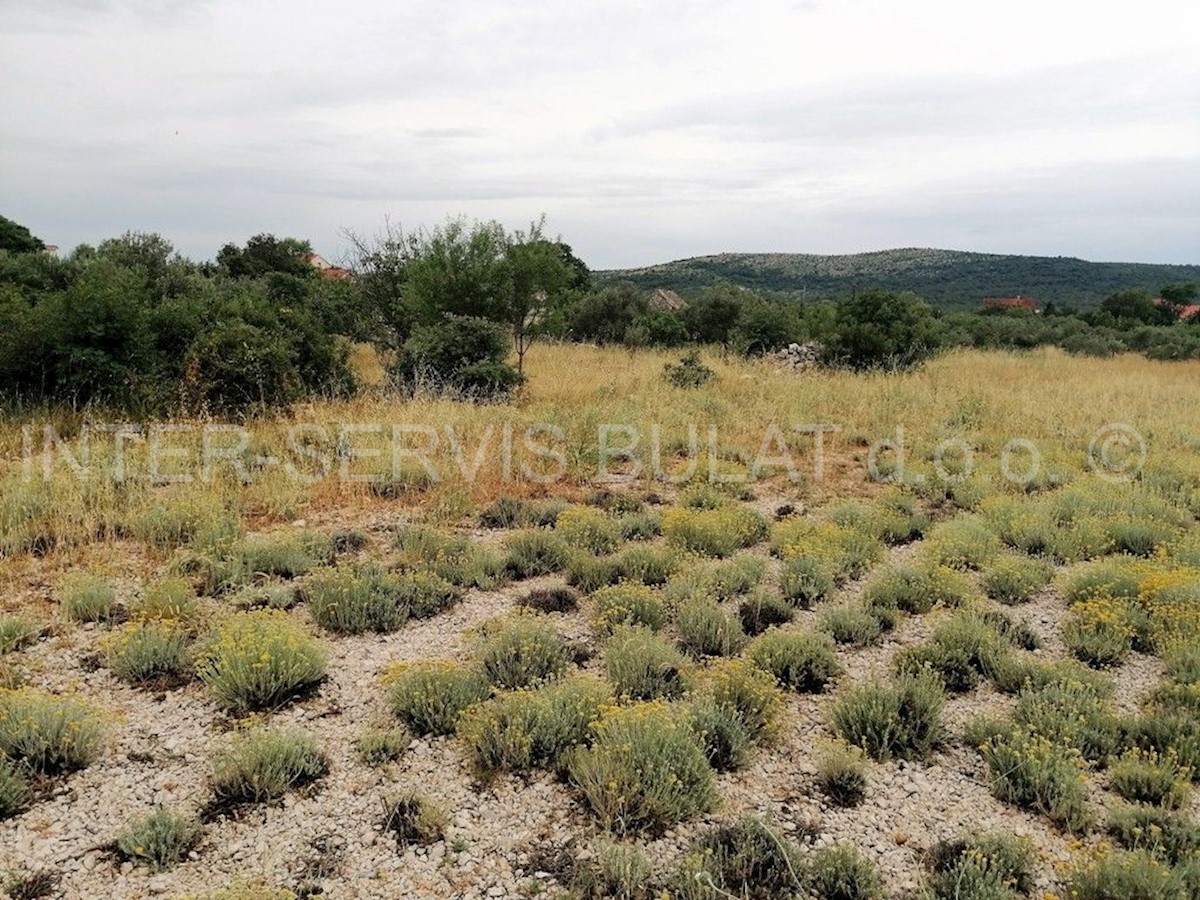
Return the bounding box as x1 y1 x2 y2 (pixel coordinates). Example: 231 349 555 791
596 248 1200 310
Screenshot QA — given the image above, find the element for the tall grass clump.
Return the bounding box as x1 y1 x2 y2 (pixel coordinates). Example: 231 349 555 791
982 553 1055 605
820 603 892 647
105 621 191 686
830 672 944 761
556 506 622 554
380 792 447 849
502 529 572 578
303 563 410 634
590 583 669 635
196 610 326 714
676 598 747 658
471 614 573 690
0 688 106 776
567 702 716 834
58 572 117 623
387 660 490 735
208 727 327 807
0 758 29 820
662 505 768 558
749 630 839 693
114 808 203 871
606 626 692 701
0 616 42 654
977 729 1091 831
675 816 804 900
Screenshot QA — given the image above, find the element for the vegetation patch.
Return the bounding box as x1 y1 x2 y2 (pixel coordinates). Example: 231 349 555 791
830 672 944 761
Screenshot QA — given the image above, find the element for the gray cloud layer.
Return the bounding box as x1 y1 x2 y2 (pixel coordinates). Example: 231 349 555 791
2 0 1198 267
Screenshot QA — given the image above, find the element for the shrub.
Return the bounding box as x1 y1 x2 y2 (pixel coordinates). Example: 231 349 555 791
779 556 835 608
0 758 29 820
1106 804 1200 865
556 506 622 554
0 615 42 654
394 526 505 590
0 688 105 776
1162 640 1200 684
471 614 572 690
210 531 332 592
1014 678 1119 762
664 351 715 388
816 741 869 807
618 511 662 542
1108 748 1191 808
1062 559 1142 605
662 505 768 558
677 598 747 658
105 621 191 686
196 610 326 714
397 571 462 619
1066 849 1185 900
396 314 523 398
209 727 327 807
803 844 884 900
519 586 580 614
502 529 571 578
748 630 839 693
978 730 1091 831
387 660 490 735
303 563 410 634
893 612 1010 693
676 817 803 899
862 565 972 616
820 604 888 647
982 554 1055 605
130 577 199 623
702 657 782 744
1123 710 1200 776
606 626 692 701
380 793 447 848
590 583 669 634
830 672 944 760
616 545 678 585
683 695 752 772
923 833 1035 900
1062 599 1135 668
229 583 297 611
738 592 795 636
58 572 117 623
572 839 653 900
457 675 610 777
566 702 717 834
565 552 622 593
479 495 530 529
922 518 1002 570
114 808 203 871
771 519 885 582
666 555 766 605
354 726 408 767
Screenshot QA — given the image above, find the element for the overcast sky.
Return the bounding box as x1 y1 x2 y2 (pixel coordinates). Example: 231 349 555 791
2 0 1198 268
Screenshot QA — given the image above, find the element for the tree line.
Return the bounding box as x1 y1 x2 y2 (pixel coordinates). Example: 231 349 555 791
1 213 1197 415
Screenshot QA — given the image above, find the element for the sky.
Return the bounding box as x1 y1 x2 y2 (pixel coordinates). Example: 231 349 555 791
2 0 1198 269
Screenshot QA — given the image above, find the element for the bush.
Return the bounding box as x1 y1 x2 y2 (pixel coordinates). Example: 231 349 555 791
556 506 622 554
208 727 327 807
825 287 940 371
893 612 1010 693
862 565 972 616
380 793 447 848
572 839 653 900
803 844 884 900
982 554 1054 605
396 314 523 399
590 583 669 634
923 833 1035 900
702 657 783 744
566 702 716 834
1066 849 1185 900
978 729 1091 831
471 614 572 690
830 672 944 760
196 610 326 714
816 741 869 807
129 577 199 623
0 615 42 654
114 808 203 871
503 529 571 578
663 350 715 388
662 505 768 558
354 726 408 767
1013 678 1119 762
1106 805 1200 865
676 817 803 899
396 571 462 619
1062 559 1142 605
748 630 839 693
228 583 297 611
0 688 105 776
738 592 795 636
518 586 580 614
771 519 885 583
303 563 410 634
565 552 622 593
666 555 766 607
618 511 662 542
387 660 490 735
478 495 529 529
922 518 1002 570
606 626 692 701
210 531 332 592
820 604 889 646
616 545 678 585
683 695 752 772
1062 599 1135 668
1108 748 1191 808
779 556 835 608
677 598 747 658
58 572 117 623
457 675 610 777
394 526 505 590
105 621 191 686
0 758 29 820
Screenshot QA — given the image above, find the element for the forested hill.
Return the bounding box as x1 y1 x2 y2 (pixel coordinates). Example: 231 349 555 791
596 248 1200 310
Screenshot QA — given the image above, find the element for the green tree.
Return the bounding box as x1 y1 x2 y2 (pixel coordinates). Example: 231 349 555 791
217 234 315 279
827 289 941 370
1098 289 1175 326
0 214 44 254
569 283 648 345
682 283 745 348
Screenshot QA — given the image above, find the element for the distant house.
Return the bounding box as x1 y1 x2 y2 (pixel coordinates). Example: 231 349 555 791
982 296 1038 313
1153 298 1200 321
42 244 59 256
649 288 687 311
302 252 352 280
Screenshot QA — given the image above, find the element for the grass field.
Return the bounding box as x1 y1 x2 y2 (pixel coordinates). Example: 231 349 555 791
1 345 1199 899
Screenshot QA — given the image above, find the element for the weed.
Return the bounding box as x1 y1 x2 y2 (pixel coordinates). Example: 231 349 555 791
380 793 446 849
208 727 327 809
683 695 752 772
1066 848 1185 900
354 727 408 767
830 672 944 761
816 741 869 807
0 688 105 776
748 630 839 693
519 586 580 614
0 616 42 654
471 614 572 690
606 626 692 701
387 660 490 736
114 807 203 871
0 757 29 820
